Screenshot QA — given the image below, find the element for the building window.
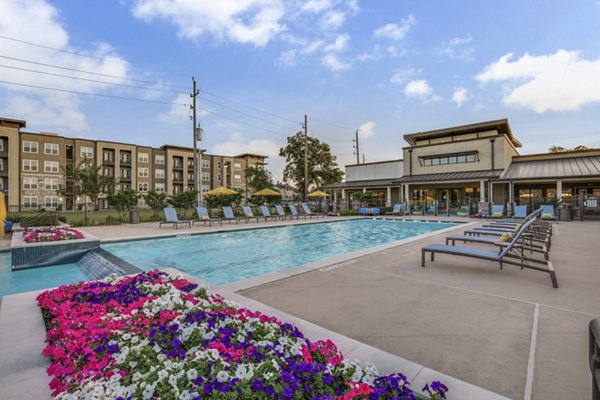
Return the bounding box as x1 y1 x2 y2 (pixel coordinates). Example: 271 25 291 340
0 139 4 152
0 159 3 171
23 159 38 172
23 196 38 208
138 167 149 177
234 174 241 182
80 146 94 158
217 174 222 181
120 153 132 164
201 172 210 181
217 161 222 169
44 161 59 173
201 160 209 168
45 196 59 208
422 152 477 167
45 178 59 190
155 155 165 165
138 152 149 163
138 182 149 192
103 151 114 162
23 141 38 153
201 185 210 194
23 178 38 190
120 184 131 190
121 169 131 179
155 169 165 179
45 143 59 155
234 162 241 171
155 183 165 193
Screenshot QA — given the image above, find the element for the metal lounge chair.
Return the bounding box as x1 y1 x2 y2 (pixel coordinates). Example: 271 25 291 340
512 205 527 219
222 206 247 224
301 203 323 218
193 206 221 227
422 218 558 288
159 207 191 229
259 205 278 221
540 204 559 222
242 206 261 223
489 204 504 218
288 205 305 220
445 230 550 260
275 204 291 220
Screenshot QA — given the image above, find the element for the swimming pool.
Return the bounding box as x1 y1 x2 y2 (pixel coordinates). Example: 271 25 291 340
103 219 460 285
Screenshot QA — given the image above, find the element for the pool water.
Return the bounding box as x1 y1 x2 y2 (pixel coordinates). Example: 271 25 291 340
103 219 459 285
0 252 88 299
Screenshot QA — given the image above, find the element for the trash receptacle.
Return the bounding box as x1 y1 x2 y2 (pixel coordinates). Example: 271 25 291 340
558 207 572 222
129 207 139 224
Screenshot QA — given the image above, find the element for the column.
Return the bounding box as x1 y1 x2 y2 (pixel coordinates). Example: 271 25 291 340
479 180 486 215
386 187 391 207
333 190 338 211
556 180 563 201
341 189 346 210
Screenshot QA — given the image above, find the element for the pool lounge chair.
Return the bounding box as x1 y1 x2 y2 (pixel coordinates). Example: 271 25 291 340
160 207 192 229
275 204 292 220
540 204 559 222
288 205 306 220
456 205 470 217
391 203 409 216
222 206 247 224
301 203 323 218
445 231 550 260
489 204 504 218
259 205 279 221
422 218 558 288
512 205 527 219
242 206 261 223
193 206 222 227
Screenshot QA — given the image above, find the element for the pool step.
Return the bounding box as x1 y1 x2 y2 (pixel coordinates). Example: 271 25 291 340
77 249 143 281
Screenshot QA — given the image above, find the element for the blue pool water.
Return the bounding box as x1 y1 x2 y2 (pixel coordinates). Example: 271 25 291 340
103 219 459 285
0 252 88 299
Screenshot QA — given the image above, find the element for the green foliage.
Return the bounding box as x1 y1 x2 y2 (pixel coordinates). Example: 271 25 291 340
279 132 344 198
168 190 198 218
144 190 168 216
338 209 359 216
244 166 275 193
107 188 139 219
249 194 282 205
20 212 59 228
549 144 590 153
103 215 123 225
204 189 243 208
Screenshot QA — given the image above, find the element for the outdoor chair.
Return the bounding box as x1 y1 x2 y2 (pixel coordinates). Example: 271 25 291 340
456 205 470 217
159 207 191 229
422 218 558 288
275 204 292 220
445 230 550 260
301 203 323 218
512 205 528 219
193 206 222 227
540 204 559 222
391 203 405 216
489 204 504 218
222 206 247 224
288 205 306 220
259 205 279 221
242 206 261 223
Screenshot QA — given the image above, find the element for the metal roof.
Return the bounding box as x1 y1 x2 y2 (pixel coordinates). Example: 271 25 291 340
501 155 600 180
322 178 396 189
392 169 504 184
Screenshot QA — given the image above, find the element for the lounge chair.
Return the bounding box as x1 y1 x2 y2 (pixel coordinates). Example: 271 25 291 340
193 206 221 227
259 205 279 221
301 203 323 218
422 218 558 288
540 204 559 222
512 205 527 219
275 204 291 220
456 205 470 217
242 206 261 223
288 205 306 220
489 204 504 218
391 203 406 216
445 231 550 260
222 206 247 224
159 207 191 229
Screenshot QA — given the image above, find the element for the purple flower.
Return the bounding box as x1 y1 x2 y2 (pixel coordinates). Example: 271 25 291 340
251 379 264 391
283 387 294 398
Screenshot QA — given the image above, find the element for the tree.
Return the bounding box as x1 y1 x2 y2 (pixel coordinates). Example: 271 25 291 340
107 188 139 220
549 145 590 153
144 190 168 217
168 190 198 218
244 166 275 193
353 191 374 206
279 132 344 198
61 159 116 225
204 189 244 209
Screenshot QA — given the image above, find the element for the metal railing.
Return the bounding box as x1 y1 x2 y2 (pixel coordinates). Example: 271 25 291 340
591 319 600 400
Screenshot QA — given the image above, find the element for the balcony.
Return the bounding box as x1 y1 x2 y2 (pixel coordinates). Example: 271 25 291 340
120 159 132 166
172 164 184 170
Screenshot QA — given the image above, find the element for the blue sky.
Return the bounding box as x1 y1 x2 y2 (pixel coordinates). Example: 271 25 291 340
1 0 600 182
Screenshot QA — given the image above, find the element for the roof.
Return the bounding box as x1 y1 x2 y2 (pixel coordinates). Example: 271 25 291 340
501 155 600 181
345 159 403 168
392 169 504 184
403 118 522 148
235 153 267 159
323 178 397 189
0 117 26 128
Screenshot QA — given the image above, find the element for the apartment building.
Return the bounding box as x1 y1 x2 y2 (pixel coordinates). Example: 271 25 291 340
0 116 267 212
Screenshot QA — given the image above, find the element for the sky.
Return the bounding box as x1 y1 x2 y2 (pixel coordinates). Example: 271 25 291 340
1 0 600 182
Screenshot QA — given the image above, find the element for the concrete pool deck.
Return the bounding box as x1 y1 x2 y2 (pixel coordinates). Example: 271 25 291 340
0 216 598 399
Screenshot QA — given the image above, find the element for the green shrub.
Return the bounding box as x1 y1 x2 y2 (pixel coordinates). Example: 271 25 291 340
58 215 67 223
70 219 87 227
338 209 359 216
103 215 123 225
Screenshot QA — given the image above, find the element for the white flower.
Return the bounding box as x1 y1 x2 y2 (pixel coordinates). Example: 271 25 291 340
186 369 198 381
216 370 229 383
168 374 178 387
157 370 168 381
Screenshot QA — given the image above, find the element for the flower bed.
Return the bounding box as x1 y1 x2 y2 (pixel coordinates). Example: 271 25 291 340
37 271 448 399
23 226 85 243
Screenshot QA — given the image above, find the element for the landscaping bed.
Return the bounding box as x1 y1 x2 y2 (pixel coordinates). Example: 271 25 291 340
37 270 447 399
23 226 85 243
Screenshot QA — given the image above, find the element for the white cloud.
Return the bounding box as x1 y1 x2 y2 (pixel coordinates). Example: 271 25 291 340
301 0 332 13
323 33 349 53
451 87 468 107
404 79 441 102
156 94 191 123
0 0 130 132
476 49 600 113
390 67 419 85
358 121 376 139
355 45 382 62
439 34 474 60
321 10 346 29
321 53 351 71
132 0 286 47
373 15 416 40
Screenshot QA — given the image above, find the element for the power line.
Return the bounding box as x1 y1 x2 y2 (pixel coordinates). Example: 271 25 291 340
200 107 294 139
0 63 187 95
0 79 189 106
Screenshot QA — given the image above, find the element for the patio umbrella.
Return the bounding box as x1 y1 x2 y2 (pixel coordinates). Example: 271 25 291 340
205 186 237 196
307 190 329 197
253 188 281 196
0 192 5 239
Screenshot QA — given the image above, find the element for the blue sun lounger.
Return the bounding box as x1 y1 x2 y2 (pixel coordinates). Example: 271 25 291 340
259 205 278 221
193 206 221 227
301 203 323 218
160 207 191 229
288 205 306 220
242 206 261 223
275 204 291 220
222 206 247 224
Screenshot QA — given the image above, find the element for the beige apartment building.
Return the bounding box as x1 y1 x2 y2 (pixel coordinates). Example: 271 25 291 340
0 116 266 212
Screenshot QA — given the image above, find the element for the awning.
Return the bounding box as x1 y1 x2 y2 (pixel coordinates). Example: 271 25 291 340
501 156 600 181
392 169 504 184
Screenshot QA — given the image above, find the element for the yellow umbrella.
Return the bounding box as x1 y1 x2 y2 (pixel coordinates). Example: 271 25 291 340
253 188 281 196
308 190 329 197
0 192 6 238
205 186 238 196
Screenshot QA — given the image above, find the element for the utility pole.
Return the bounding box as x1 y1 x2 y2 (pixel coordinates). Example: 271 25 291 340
362 154 366 164
304 114 308 202
353 129 360 164
191 77 200 205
